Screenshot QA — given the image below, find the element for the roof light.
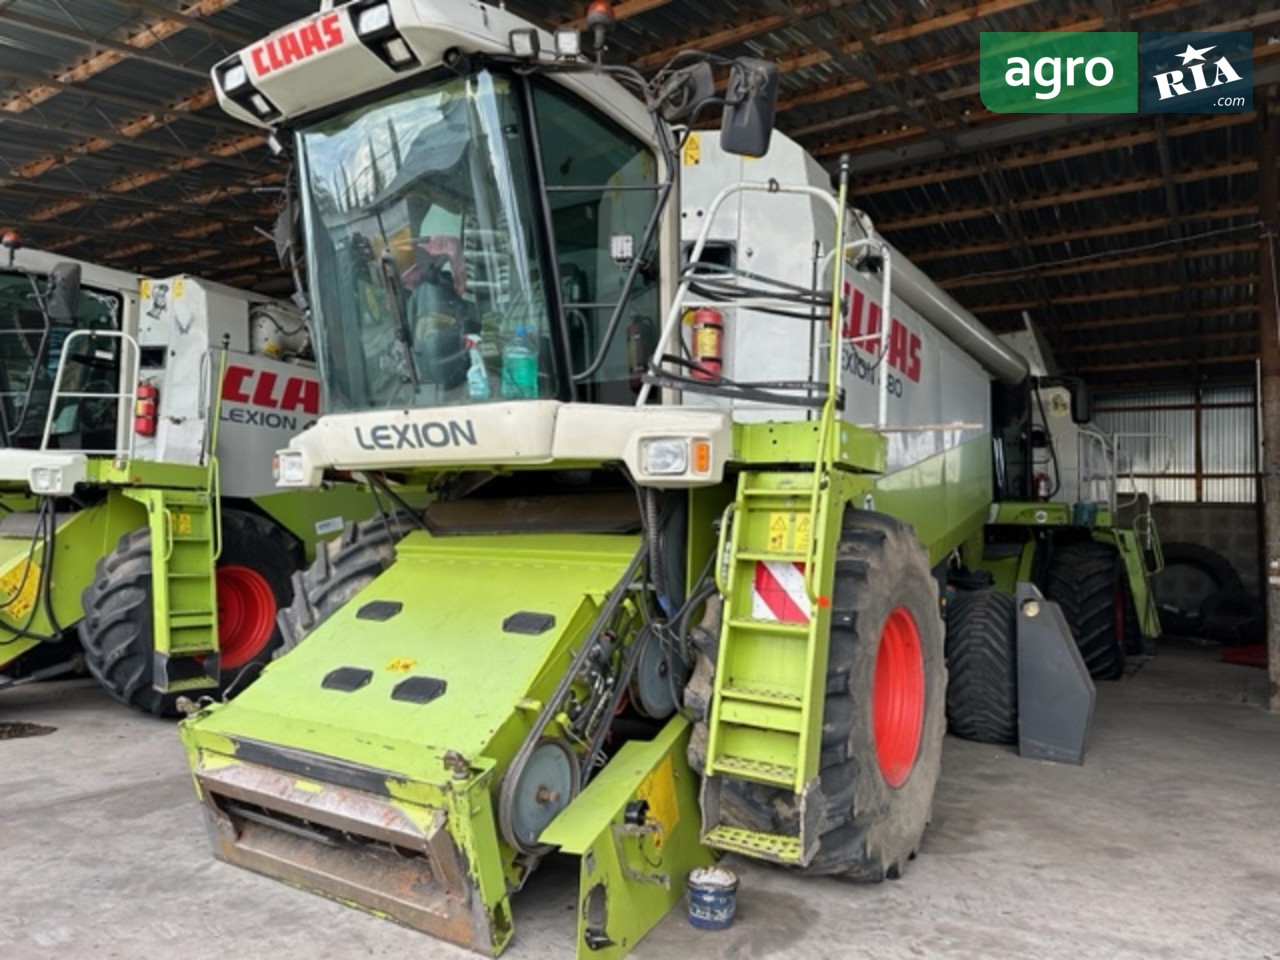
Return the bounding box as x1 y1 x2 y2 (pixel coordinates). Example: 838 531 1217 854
385 37 413 65
250 93 272 116
356 3 392 35
554 28 581 58
221 62 248 93
509 28 540 59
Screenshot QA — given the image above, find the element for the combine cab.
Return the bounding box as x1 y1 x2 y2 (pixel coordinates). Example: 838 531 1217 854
0 241 383 711
179 3 1153 956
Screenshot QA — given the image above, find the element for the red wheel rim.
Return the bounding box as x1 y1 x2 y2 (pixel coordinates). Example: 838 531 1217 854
216 565 277 669
873 606 925 789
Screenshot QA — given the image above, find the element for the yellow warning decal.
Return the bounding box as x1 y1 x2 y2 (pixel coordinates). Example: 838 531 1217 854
767 512 811 554
635 754 679 849
682 132 701 166
171 512 193 536
0 560 40 621
385 657 416 673
174 278 186 299
140 279 152 299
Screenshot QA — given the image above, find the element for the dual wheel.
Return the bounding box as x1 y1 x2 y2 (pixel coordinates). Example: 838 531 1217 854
945 540 1132 745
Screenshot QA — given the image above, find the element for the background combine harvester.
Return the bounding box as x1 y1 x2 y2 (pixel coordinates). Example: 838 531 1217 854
0 235 380 713
179 3 1162 958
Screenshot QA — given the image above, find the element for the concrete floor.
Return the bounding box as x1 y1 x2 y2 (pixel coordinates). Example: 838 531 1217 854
2 640 1278 960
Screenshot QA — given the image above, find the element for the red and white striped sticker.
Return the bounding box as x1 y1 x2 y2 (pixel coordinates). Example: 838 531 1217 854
751 561 812 624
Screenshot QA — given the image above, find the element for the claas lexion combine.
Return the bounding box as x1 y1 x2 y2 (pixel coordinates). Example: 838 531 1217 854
0 239 383 712
179 2 1162 957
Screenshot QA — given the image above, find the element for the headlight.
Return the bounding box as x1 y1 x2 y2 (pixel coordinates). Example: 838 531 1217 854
276 452 307 485
221 62 248 92
357 3 392 35
641 439 688 476
29 466 62 494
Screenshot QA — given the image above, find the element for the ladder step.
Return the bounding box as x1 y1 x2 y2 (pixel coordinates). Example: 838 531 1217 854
726 617 811 636
163 675 219 693
170 611 215 625
168 572 213 580
720 685 803 707
709 754 796 786
704 825 803 864
735 550 809 562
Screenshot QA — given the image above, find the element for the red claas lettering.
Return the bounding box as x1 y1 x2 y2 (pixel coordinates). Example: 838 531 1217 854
250 12 344 77
222 365 320 415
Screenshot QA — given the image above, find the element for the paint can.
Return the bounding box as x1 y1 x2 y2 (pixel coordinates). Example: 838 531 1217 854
687 865 739 930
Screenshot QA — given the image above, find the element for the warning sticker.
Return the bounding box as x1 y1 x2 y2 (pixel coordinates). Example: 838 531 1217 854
635 754 679 849
682 132 701 166
171 512 193 536
0 560 40 620
766 512 811 554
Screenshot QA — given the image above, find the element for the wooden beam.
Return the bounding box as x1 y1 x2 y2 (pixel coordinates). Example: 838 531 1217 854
1058 329 1254 354
968 275 1254 313
635 0 1030 72
852 114 1253 197
1058 303 1258 332
879 162 1257 232
907 206 1258 263
1077 352 1254 373
940 242 1256 290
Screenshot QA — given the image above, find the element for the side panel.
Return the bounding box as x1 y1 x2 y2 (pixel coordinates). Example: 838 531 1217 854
0 492 147 666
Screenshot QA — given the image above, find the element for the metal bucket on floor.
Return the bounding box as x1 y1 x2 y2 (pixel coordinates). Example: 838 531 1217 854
687 866 739 930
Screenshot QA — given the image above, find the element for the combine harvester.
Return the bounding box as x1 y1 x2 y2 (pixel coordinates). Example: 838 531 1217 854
0 236 379 713
179 2 1160 956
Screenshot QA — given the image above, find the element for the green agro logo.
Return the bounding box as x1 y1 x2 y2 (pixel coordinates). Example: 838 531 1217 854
981 33 1138 113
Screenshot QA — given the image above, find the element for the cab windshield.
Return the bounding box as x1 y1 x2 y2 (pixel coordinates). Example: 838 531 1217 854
298 70 552 412
0 272 122 450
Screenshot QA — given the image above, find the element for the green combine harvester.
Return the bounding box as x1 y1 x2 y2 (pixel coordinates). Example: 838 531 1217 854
179 2 1162 956
0 237 380 712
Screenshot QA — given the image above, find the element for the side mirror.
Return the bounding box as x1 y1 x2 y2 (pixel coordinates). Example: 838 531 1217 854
1069 379 1092 424
720 58 779 157
656 62 715 123
47 262 82 322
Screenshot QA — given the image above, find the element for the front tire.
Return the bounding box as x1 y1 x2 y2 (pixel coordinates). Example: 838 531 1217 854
80 509 300 716
720 510 946 880
944 589 1017 744
275 514 413 656
1046 541 1126 681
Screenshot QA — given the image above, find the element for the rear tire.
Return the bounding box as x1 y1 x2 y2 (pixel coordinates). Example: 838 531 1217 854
944 589 1017 745
720 510 946 881
80 510 299 717
1046 541 1126 681
275 513 413 656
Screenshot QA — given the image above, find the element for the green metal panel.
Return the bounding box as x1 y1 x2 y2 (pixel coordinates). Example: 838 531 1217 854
123 487 219 693
989 501 1074 527
0 493 147 668
869 434 994 565
733 420 886 473
1097 528 1162 639
187 532 639 781
542 716 715 960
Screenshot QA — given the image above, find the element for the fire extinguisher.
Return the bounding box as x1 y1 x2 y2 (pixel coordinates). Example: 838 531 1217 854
134 382 158 437
1033 470 1051 501
690 307 724 382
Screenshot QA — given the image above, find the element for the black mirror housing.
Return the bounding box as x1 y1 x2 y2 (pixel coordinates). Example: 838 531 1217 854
1069 379 1092 424
657 62 715 123
720 58 779 157
47 262 82 323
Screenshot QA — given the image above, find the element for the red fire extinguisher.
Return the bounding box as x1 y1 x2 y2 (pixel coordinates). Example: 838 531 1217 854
690 308 724 382
1033 470 1051 501
134 382 158 437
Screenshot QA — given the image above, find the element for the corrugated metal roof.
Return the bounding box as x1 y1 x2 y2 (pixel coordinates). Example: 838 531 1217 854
0 0 1276 388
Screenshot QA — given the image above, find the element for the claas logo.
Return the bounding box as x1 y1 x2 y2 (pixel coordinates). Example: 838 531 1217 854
841 283 922 383
249 12 344 77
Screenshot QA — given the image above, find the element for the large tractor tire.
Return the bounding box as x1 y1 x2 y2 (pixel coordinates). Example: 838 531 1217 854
944 589 1018 745
80 509 300 717
722 510 946 881
1046 541 1126 681
275 514 412 656
1154 542 1244 637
